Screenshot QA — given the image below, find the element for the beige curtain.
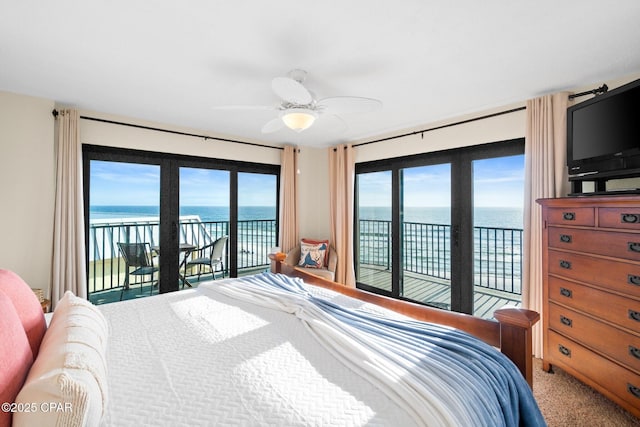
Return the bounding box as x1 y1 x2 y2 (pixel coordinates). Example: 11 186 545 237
278 145 299 254
51 109 87 306
329 144 356 287
523 93 569 357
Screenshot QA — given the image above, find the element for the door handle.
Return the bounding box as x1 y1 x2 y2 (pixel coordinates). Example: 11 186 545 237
453 225 460 247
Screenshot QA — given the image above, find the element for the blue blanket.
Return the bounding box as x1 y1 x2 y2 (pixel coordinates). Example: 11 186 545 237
208 272 546 427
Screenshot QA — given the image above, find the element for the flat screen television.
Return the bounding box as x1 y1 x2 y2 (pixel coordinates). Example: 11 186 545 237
567 77 640 176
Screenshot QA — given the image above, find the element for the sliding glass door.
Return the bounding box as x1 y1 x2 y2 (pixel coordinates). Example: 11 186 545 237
237 172 278 276
84 145 279 304
472 155 524 317
87 160 162 304
400 163 452 308
355 139 524 317
355 170 393 293
179 167 230 284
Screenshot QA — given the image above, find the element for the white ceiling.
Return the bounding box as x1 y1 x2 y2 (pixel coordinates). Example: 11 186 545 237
1 1 640 148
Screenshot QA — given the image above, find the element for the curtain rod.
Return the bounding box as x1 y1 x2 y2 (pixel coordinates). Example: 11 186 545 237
568 84 608 100
353 106 526 148
51 110 283 151
351 83 606 149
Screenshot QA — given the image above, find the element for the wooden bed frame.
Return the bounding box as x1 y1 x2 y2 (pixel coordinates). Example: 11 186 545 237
270 254 539 387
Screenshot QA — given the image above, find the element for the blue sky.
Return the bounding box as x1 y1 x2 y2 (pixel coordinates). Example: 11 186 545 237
91 155 524 208
358 155 525 208
89 161 276 206
90 161 160 205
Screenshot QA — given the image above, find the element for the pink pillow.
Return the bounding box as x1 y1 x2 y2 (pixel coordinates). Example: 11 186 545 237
0 269 46 358
0 291 34 427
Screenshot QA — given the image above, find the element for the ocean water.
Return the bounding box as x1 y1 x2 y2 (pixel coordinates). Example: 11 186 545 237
358 206 523 292
88 206 278 265
359 206 523 229
90 205 276 222
91 205 523 229
89 205 522 291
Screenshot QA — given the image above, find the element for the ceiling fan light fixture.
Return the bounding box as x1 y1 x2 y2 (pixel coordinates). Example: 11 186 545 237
281 108 317 132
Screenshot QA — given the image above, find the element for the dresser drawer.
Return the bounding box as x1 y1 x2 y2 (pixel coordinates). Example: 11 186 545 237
548 250 640 298
548 277 640 331
599 207 640 230
549 227 640 262
547 330 640 410
546 207 595 226
549 302 640 373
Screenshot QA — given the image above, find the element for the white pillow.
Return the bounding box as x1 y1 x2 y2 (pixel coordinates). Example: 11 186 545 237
13 291 109 427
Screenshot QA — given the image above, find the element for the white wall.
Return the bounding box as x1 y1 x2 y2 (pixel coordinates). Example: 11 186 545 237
352 70 640 195
354 102 527 163
0 91 55 292
79 110 281 164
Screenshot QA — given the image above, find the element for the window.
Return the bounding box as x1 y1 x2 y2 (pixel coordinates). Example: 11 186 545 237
83 145 279 304
355 139 524 318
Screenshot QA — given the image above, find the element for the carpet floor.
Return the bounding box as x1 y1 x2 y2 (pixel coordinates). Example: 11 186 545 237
532 358 640 426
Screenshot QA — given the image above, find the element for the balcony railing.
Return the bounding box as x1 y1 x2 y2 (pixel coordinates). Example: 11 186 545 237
358 219 523 295
88 217 522 299
88 218 276 295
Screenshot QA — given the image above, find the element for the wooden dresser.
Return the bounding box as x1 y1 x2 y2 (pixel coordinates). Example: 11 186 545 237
539 196 640 418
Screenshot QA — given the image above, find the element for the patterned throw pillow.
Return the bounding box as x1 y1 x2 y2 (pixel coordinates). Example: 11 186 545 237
301 238 330 265
298 241 329 269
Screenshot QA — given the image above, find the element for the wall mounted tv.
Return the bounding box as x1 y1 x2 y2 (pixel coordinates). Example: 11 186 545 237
567 77 640 177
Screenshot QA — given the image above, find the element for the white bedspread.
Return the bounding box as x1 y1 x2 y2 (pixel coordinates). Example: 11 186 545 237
98 277 420 426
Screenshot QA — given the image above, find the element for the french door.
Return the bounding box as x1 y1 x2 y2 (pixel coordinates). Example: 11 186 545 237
400 162 453 309
355 139 524 316
83 145 279 302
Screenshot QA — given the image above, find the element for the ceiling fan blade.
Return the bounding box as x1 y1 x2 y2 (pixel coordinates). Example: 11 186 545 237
317 96 382 114
272 77 313 105
261 117 284 133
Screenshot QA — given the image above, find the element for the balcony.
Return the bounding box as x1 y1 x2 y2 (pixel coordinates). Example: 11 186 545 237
358 219 523 319
87 217 523 319
87 217 276 304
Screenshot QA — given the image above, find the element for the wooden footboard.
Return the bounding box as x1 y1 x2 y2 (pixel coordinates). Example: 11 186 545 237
270 255 539 387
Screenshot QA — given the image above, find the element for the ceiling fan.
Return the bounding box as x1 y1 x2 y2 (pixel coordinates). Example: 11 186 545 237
218 69 382 134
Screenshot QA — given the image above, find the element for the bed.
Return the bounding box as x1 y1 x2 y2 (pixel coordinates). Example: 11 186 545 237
0 263 545 427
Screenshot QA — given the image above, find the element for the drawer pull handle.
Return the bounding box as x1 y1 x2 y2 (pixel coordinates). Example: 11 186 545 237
629 242 640 253
559 260 571 269
559 234 572 243
629 310 640 322
560 315 573 327
558 345 571 357
560 287 573 298
627 383 640 399
622 214 640 224
563 212 575 221
629 346 640 360
628 275 640 286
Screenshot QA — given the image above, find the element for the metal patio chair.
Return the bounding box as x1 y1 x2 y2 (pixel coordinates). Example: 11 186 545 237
186 236 228 281
117 242 159 300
